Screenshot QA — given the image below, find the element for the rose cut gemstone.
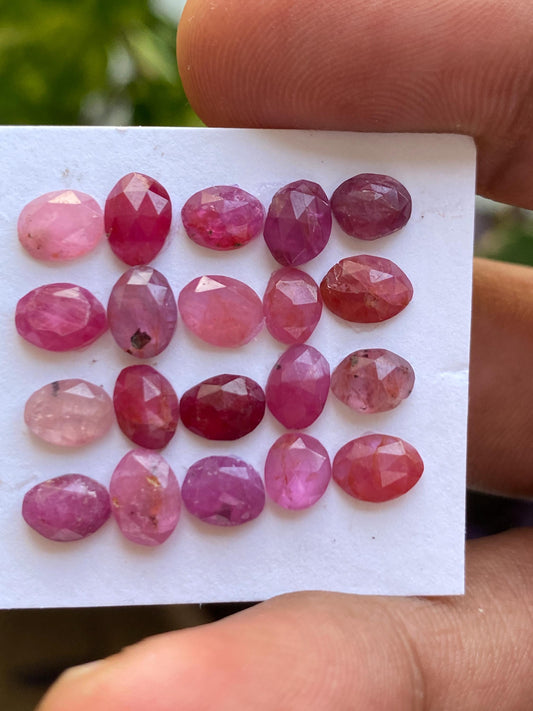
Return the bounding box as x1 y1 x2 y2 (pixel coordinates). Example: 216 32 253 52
182 455 265 526
181 185 265 250
263 267 322 344
105 172 172 265
265 433 331 510
18 190 104 261
22 474 111 542
178 275 263 347
15 283 107 352
320 255 413 322
333 434 423 502
110 449 181 546
24 379 113 447
263 180 332 266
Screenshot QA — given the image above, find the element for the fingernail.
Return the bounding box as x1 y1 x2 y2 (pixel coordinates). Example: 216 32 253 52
60 659 105 682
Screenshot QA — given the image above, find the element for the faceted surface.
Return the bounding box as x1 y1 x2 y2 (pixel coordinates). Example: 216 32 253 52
178 275 263 347
333 434 424 502
263 267 322 344
266 344 330 429
331 349 415 413
263 180 332 266
113 365 179 449
181 374 265 440
331 173 412 240
105 172 172 265
107 266 177 358
182 456 265 526
15 283 107 352
24 379 113 447
110 449 181 546
181 185 265 250
22 474 111 542
320 255 413 323
18 190 104 261
265 433 331 510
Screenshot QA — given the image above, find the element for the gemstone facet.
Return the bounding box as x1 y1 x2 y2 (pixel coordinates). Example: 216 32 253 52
263 267 322 344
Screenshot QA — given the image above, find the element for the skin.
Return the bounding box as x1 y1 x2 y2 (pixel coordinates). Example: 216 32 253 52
39 0 533 708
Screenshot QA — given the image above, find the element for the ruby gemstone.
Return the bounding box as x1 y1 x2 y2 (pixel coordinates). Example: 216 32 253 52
263 267 322 344
182 455 265 526
104 172 172 265
107 266 177 358
333 434 423 502
320 255 413 323
263 180 332 266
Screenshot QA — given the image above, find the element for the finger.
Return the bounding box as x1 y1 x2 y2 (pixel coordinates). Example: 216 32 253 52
177 0 533 208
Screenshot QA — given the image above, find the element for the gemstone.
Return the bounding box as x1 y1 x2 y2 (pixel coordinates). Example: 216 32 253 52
331 349 415 413
113 365 179 449
178 275 263 347
320 255 413 323
331 174 412 240
107 266 177 358
263 180 332 266
181 185 265 250
15 283 107 352
263 267 322 344
18 190 104 262
266 344 330 429
332 434 423 502
264 433 331 510
182 456 265 526
104 172 172 265
110 449 181 546
24 379 113 447
180 374 265 440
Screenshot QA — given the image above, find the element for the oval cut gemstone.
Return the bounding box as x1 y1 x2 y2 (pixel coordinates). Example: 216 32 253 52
104 172 172 265
18 190 104 261
113 365 179 449
24 379 113 447
266 344 330 429
181 185 265 250
265 433 331 510
180 374 265 440
331 173 412 240
331 349 415 413
178 275 263 347
333 434 424 502
107 266 177 358
22 474 111 542
182 456 265 526
263 267 322 344
320 255 413 323
263 180 332 266
15 283 107 352
110 449 181 546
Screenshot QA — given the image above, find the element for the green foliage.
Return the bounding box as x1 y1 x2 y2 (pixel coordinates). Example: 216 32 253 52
475 208 533 267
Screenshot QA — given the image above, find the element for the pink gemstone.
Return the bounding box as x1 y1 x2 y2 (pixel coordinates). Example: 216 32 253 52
265 433 331 510
107 266 177 358
320 255 413 323
104 173 172 265
18 190 104 261
110 449 181 546
266 344 330 429
181 185 265 250
182 456 265 526
15 283 107 352
263 180 332 266
22 474 111 542
263 267 322 344
113 365 179 449
178 275 263 347
333 434 423 502
331 174 412 240
331 349 415 413
24 379 113 447
181 374 265 440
